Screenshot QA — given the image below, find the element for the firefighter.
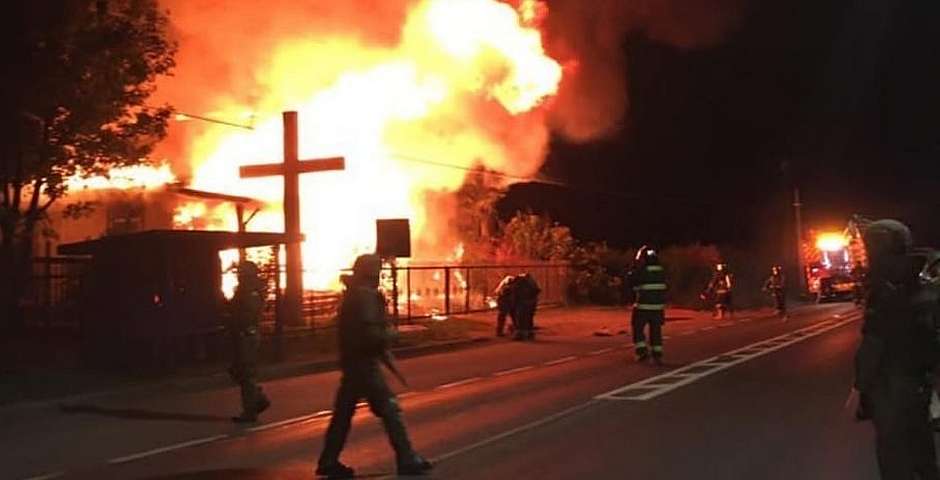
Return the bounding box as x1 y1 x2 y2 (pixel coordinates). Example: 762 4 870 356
226 261 271 423
493 275 518 337
854 220 940 479
762 265 787 319
703 263 734 319
513 273 541 341
629 247 667 364
316 254 432 479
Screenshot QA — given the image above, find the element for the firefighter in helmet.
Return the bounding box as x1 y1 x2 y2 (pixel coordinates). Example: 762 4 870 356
703 263 734 319
853 220 940 479
317 254 432 478
762 265 787 319
628 246 668 364
226 261 271 423
493 275 518 337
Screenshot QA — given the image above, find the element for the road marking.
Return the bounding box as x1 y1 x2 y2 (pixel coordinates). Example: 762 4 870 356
433 400 599 464
107 434 229 464
700 326 717 331
398 391 419 399
436 377 483 390
587 348 615 356
493 366 534 376
717 322 735 327
246 412 325 432
544 356 578 366
22 472 65 480
739 318 753 323
597 313 861 402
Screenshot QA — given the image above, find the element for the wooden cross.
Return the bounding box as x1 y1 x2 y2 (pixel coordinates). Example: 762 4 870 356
240 111 345 326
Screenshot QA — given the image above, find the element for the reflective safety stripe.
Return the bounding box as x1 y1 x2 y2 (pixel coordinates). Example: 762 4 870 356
651 345 664 352
636 304 666 311
633 283 667 291
646 265 664 272
635 341 647 348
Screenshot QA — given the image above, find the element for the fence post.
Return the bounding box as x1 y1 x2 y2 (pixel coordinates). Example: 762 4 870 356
465 267 471 313
444 266 451 315
406 266 412 320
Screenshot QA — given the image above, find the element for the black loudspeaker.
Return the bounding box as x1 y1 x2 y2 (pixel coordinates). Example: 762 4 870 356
376 219 411 258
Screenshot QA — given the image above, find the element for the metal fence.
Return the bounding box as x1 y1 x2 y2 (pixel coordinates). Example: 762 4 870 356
24 257 89 329
253 263 568 328
27 258 569 330
377 263 568 322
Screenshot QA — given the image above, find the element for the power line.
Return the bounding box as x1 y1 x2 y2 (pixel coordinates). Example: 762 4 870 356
388 151 725 205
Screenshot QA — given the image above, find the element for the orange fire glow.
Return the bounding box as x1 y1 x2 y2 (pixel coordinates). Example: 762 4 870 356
65 164 176 191
180 0 562 290
816 232 848 252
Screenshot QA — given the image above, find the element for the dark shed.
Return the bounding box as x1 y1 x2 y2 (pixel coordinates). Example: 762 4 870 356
59 230 297 370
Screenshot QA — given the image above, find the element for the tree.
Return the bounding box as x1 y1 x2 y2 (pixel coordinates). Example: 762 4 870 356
454 165 504 261
2 0 176 327
497 211 575 262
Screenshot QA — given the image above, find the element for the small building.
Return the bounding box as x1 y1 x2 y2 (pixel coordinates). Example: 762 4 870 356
58 230 297 370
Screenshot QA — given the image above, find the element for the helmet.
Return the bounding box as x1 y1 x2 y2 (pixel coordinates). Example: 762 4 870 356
863 219 912 260
237 261 260 279
351 254 382 285
771 265 782 274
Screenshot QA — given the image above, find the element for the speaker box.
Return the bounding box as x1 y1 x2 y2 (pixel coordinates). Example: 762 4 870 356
376 219 411 258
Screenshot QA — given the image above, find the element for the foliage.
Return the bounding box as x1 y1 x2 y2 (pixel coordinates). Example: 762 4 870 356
496 211 575 262
2 0 176 327
567 242 633 305
454 166 504 263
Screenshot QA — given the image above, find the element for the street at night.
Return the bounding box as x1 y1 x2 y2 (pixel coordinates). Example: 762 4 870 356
6 0 940 478
4 304 889 479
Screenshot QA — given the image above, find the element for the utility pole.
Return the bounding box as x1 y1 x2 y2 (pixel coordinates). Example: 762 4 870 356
793 187 805 293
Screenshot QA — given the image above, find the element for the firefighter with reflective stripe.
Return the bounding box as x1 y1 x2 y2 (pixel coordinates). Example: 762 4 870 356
226 261 271 423
628 246 667 364
703 263 734 319
762 265 787 319
493 275 518 337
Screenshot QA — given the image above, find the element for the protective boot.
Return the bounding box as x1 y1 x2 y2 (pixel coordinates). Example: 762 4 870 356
315 461 355 479
398 455 433 476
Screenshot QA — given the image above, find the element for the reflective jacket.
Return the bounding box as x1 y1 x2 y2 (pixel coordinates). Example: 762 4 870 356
631 262 667 311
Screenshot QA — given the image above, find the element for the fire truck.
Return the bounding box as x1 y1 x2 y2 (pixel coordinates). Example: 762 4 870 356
803 217 867 302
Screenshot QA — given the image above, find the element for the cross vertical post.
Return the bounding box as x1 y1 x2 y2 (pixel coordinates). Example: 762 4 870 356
238 111 345 327
282 111 303 329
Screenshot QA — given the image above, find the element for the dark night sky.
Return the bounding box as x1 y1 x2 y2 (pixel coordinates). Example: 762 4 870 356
499 0 940 251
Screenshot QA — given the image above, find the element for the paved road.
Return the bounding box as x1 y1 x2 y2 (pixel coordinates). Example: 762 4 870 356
8 304 886 479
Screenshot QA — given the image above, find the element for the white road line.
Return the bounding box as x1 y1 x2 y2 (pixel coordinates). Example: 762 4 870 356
544 356 578 366
587 348 615 356
398 391 419 399
107 434 229 465
700 326 717 331
597 313 861 402
717 322 735 327
436 377 483 390
739 318 753 322
494 366 534 376
432 400 599 464
22 471 65 480
246 413 323 433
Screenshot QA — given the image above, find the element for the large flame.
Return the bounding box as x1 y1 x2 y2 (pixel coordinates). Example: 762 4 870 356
179 0 562 289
